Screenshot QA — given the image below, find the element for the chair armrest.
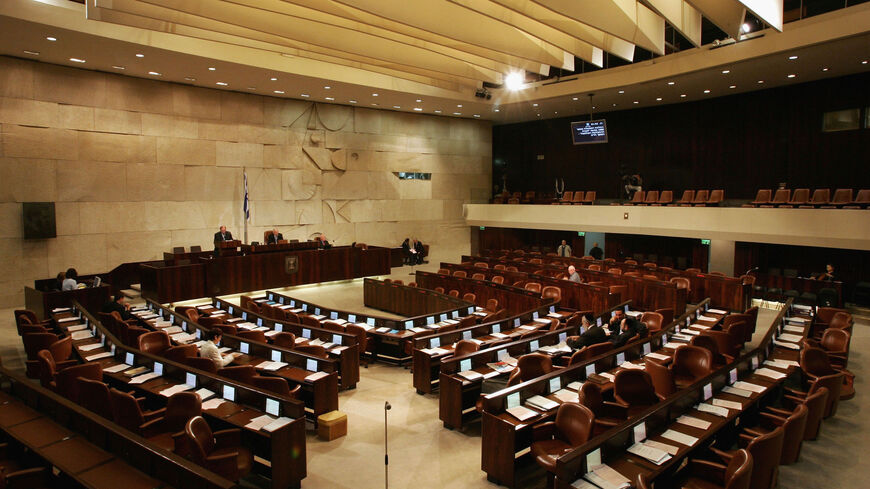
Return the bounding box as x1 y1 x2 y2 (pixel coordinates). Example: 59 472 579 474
139 417 166 438
688 459 727 483
213 428 242 450
743 427 765 438
710 447 733 462
784 387 808 398
532 421 557 441
5 467 47 487
737 433 755 448
205 451 240 481
766 407 792 417
143 408 165 422
55 359 79 371
172 431 188 455
759 412 786 429
600 401 628 420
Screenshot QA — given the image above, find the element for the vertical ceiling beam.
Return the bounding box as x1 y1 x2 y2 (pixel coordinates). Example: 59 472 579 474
739 0 783 32
644 0 702 47
685 0 746 39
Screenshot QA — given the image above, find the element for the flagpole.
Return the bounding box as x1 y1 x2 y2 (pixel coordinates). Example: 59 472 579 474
243 168 249 244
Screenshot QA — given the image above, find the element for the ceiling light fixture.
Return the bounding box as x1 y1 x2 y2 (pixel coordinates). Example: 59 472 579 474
349 100 357 104
721 70 730 74
371 103 379 106
787 74 796 78
434 110 442 113
372 93 378 97
416 99 422 103
23 50 39 56
393 105 401 108
788 55 798 60
414 108 423 111
457 104 463 107
680 94 686 98
703 89 711 93
69 58 85 63
46 37 56 42
822 67 829 71
274 90 284 94
572 97 578 101
325 97 335 101
729 85 736 89
453 112 462 115
135 53 144 58
656 97 662 101
862 60 868 65
301 93 310 97
757 80 764 84
247 87 256 91
148 71 161 76
494 108 500 112
208 67 216 71
473 114 481 118
114 66 127 70
633 101 639 104
532 103 538 107
324 86 331 89
618 90 625 94
270 77 277 81
667 82 675 85
216 81 227 86
504 71 524 91
184 76 195 81
741 23 751 33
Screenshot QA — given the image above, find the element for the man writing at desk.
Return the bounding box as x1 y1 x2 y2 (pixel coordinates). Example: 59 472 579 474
200 329 239 368
814 263 835 281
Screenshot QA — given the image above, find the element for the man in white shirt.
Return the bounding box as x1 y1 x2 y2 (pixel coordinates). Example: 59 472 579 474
567 265 581 283
557 240 572 257
200 329 238 368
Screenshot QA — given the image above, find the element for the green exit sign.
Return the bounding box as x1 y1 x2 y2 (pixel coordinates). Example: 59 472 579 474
479 226 486 230
577 232 585 237
700 239 711 245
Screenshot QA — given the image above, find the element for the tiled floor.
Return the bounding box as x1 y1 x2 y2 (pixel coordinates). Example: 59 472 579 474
2 270 866 488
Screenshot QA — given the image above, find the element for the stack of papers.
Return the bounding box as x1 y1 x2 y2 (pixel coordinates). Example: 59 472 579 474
79 343 103 351
646 352 670 361
104 364 131 373
486 361 515 374
721 386 752 398
195 388 215 401
696 403 729 417
159 384 194 397
202 398 225 410
67 324 88 332
676 415 711 430
777 333 803 343
627 442 671 465
539 343 571 354
691 324 712 330
305 371 329 382
663 342 684 349
619 362 645 370
257 361 288 371
774 341 801 350
58 317 80 323
660 429 699 446
525 395 559 411
375 327 391 333
420 347 449 356
707 309 728 315
711 398 743 410
85 352 113 361
245 414 276 431
263 417 294 432
129 372 161 384
506 405 537 421
458 370 483 381
584 464 631 489
52 307 71 313
783 325 805 333
598 372 616 382
552 389 580 403
697 315 717 321
71 331 94 340
644 439 679 455
732 381 766 393
754 368 787 380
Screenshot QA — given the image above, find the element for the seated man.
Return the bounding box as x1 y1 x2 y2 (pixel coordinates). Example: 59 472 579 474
609 315 647 348
814 263 835 281
266 228 283 244
102 294 133 321
566 313 607 350
200 329 239 368
567 265 581 283
413 238 425 265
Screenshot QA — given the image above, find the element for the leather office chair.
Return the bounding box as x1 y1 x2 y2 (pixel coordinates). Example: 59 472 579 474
281 310 301 324
184 416 253 482
217 365 256 384
559 191 573 204
506 266 519 272
670 277 690 293
14 309 50 332
110 388 166 433
295 344 328 358
722 321 748 352
803 329 850 368
183 356 218 374
23 333 73 379
198 316 226 328
212 324 239 336
125 324 149 348
447 289 459 297
237 330 267 343
453 340 480 357
747 404 808 465
272 332 296 348
437 269 450 275
577 382 626 435
239 295 253 309
55 362 102 404
644 358 676 399
613 370 660 416
786 188 810 207
811 311 852 341
19 324 49 335
587 264 602 271
700 330 739 358
626 190 645 205
471 273 486 281
485 298 499 312
798 347 853 403
766 188 790 207
678 448 752 489
252 376 300 398
690 334 732 369
744 306 759 338
462 292 476 304
491 275 505 284
493 264 506 270
138 331 172 356
530 403 594 479
788 372 842 419
185 308 200 323
77 377 114 420
524 282 542 294
845 188 870 208
344 323 370 367
571 191 584 204
783 386 828 440
164 344 198 363
670 345 712 387
474 261 489 268
639 312 663 333
608 268 622 274
301 315 321 329
141 391 203 453
674 189 695 206
541 286 561 303
452 270 467 278
529 258 543 265
507 353 552 388
712 426 783 489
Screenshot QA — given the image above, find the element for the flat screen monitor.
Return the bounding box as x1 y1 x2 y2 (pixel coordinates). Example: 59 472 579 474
571 119 608 145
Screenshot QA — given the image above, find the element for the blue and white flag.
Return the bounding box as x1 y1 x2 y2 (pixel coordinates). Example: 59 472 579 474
243 171 250 222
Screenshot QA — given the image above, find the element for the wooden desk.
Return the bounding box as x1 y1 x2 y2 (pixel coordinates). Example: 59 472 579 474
24 284 112 320
363 278 470 317
755 273 843 306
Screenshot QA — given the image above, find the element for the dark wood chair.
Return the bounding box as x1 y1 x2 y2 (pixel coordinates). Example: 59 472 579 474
183 416 253 482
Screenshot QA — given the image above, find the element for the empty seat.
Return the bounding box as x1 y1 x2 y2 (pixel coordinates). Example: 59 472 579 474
626 190 645 205
653 190 672 206
571 191 584 204
692 190 710 206
559 191 573 204
524 282 542 294
582 191 596 205
749 189 772 207
843 189 870 208
765 188 790 207
671 345 713 387
644 358 676 399
829 188 853 207
785 188 810 207
613 370 661 416
138 331 171 355
541 286 561 303
707 189 724 206
677 449 753 489
748 404 808 465
184 416 253 482
530 403 594 476
806 188 830 207
639 311 664 333
674 189 695 206
712 426 784 489
641 190 659 205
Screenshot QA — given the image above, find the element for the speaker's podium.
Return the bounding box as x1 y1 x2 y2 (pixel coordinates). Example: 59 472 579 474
214 240 242 257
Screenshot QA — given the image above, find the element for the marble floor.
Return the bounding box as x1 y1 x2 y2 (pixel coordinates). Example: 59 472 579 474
2 266 867 488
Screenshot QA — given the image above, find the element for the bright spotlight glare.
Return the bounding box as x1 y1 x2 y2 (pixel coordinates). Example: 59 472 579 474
741 23 751 33
504 71 524 91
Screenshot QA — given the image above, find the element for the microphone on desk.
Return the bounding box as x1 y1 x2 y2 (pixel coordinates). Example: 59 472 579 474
384 401 391 489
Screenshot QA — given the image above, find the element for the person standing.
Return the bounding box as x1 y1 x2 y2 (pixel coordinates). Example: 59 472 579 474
557 239 572 257
567 265 581 283
214 225 233 244
589 242 604 260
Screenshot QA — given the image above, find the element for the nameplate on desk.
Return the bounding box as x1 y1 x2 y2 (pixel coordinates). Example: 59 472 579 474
284 255 299 274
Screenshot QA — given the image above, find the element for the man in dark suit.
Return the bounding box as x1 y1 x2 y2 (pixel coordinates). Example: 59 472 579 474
413 238 425 265
214 225 233 244
102 294 133 321
566 313 607 349
609 315 647 348
266 228 283 244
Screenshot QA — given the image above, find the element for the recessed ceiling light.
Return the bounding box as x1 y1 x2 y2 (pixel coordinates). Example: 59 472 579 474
393 105 401 108
729 85 736 89
324 86 331 89
148 71 161 76
473 114 481 118
114 66 127 70
216 81 227 86
504 71 524 91
69 58 85 63
274 90 284 94
457 104 463 107
572 97 578 101
633 101 639 104
349 100 357 104
721 70 730 74
757 80 764 84
301 93 310 97
788 55 798 60
554 112 558 114
618 90 625 94
372 93 378 96
184 76 195 81
247 87 256 91
741 22 751 33
46 37 56 42
536 114 541 117
416 99 422 103
23 50 39 56
787 74 796 78
656 97 662 101
371 103 379 106
532 103 538 107
822 67 829 72
680 94 686 98
494 108 500 112
208 67 216 71
325 97 335 101
862 60 868 65
453 112 461 115
434 110 441 113
703 89 711 93
414 107 423 111
270 77 277 81
612 103 617 106
667 82 675 86
135 53 144 58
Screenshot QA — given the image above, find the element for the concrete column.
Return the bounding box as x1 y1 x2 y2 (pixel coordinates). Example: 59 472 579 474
709 239 736 276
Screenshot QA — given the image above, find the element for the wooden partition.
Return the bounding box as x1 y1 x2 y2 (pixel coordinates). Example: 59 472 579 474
363 278 470 317
24 284 112 320
415 271 553 315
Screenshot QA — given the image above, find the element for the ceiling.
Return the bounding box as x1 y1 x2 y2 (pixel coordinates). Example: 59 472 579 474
0 0 868 123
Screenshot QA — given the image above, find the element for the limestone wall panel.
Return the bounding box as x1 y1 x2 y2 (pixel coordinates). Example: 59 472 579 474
104 74 174 114
172 85 222 120
78 132 155 163
0 58 33 99
58 105 95 131
0 97 58 127
141 113 198 139
183 167 242 201
2 125 78 160
0 158 57 203
94 108 142 135
216 141 264 168
221 92 264 125
156 137 216 166
32 63 106 107
126 164 185 202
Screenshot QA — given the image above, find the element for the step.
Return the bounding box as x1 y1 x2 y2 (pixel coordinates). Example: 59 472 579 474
130 283 141 292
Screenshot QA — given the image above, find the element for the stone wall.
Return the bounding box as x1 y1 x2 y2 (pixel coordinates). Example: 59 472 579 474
0 56 491 307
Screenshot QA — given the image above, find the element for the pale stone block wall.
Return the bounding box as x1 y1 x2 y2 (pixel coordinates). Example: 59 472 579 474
0 56 491 307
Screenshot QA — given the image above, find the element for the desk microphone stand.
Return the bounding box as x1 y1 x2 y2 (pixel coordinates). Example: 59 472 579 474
384 401 391 489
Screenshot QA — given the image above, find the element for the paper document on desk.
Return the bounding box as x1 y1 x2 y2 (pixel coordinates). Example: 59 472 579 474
619 362 645 370
663 342 685 349
732 381 766 393
486 361 514 374
547 312 562 319
774 340 801 350
195 388 215 401
506 405 537 422
159 384 194 397
171 333 197 343
643 439 679 455
410 327 428 333
375 327 391 333
676 415 712 430
783 325 804 333
162 326 183 334
764 359 794 369
681 329 700 336
202 398 226 410
258 361 288 371
552 389 580 403
85 352 113 361
785 317 808 323
697 315 717 321
567 381 584 391
645 352 670 361
104 363 130 373
625 310 642 318
71 331 94 340
627 442 671 465
660 429 699 447
129 372 161 384
584 464 631 489
458 370 483 381
263 417 294 432
533 318 552 324
690 324 711 330
52 307 71 313
264 330 279 337
570 478 599 489
777 333 803 343
670 333 692 342
420 347 449 356
599 372 615 382
708 309 728 315
79 343 102 351
58 317 80 323
755 368 787 380
245 414 276 431
696 403 729 417
711 398 743 410
722 386 752 398
67 324 88 332
490 332 508 339
305 371 329 382
525 395 559 411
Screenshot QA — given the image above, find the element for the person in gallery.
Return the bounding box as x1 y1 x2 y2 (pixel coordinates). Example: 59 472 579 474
557 240 572 257
567 265 581 283
62 268 78 291
589 242 604 260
